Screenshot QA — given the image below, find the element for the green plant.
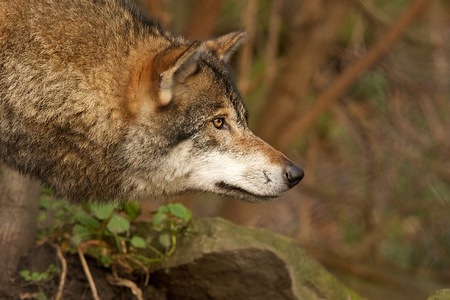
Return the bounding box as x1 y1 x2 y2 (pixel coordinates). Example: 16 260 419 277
20 264 60 282
151 203 193 256
38 196 194 275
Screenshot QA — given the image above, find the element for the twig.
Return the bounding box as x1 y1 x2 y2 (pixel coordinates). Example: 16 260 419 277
126 255 150 285
107 270 143 300
356 0 392 26
54 245 67 300
77 246 100 300
278 0 433 150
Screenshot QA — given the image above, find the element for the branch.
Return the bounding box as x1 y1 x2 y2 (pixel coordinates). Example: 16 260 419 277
107 271 144 300
277 0 433 150
54 245 67 300
356 0 392 26
78 246 100 300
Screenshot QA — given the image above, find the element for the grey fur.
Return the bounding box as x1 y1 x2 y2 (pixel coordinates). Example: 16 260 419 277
0 0 303 202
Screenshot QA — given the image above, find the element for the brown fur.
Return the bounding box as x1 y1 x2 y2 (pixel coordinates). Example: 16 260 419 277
0 0 303 202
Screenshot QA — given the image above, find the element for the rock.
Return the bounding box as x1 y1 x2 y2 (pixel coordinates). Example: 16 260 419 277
150 217 362 300
428 289 450 300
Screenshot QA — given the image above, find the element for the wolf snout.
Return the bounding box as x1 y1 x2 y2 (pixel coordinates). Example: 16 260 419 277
284 162 304 188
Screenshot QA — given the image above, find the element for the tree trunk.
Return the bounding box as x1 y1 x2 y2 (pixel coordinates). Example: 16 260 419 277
0 166 40 282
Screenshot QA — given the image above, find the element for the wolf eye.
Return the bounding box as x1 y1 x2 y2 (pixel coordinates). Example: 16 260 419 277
212 118 225 129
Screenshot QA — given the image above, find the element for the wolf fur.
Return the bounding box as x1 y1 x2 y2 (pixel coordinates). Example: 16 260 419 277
0 0 303 202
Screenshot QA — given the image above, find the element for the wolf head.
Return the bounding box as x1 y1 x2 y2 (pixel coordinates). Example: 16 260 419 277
123 32 304 202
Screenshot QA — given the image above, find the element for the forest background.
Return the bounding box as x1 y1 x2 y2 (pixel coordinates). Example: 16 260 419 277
132 0 449 298
0 0 449 299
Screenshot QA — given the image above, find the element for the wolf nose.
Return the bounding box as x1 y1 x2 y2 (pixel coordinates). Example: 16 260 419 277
285 163 304 188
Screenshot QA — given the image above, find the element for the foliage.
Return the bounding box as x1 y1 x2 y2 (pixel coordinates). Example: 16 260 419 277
20 264 60 283
38 196 193 274
19 263 60 300
151 204 193 256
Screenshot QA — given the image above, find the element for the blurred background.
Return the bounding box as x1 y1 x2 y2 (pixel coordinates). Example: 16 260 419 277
132 0 450 299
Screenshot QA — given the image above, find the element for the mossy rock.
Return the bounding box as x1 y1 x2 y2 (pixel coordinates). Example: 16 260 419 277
151 217 363 300
428 289 450 300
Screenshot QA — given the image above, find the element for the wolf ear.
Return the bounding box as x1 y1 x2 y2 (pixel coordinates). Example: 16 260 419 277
204 31 247 63
155 41 202 106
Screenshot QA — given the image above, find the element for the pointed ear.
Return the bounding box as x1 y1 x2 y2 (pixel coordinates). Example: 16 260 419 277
204 31 247 63
154 41 202 106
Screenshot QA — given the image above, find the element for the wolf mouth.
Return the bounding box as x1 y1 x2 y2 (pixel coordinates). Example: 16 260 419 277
215 181 277 201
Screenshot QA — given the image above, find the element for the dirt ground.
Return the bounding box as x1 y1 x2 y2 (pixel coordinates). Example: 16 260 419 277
0 243 166 300
0 241 297 300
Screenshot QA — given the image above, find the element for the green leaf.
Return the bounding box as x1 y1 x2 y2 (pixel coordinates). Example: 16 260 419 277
73 224 89 235
71 235 83 246
20 264 60 283
167 203 192 220
75 211 100 229
100 254 112 267
107 214 130 234
130 236 147 249
37 211 47 223
152 212 166 231
158 233 171 248
72 224 89 245
91 203 116 220
19 270 32 281
157 206 169 214
123 201 141 221
39 197 55 209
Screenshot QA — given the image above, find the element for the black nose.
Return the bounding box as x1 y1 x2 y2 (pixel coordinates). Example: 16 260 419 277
285 163 304 188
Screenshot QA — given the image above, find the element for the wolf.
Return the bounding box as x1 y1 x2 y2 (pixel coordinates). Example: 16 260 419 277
0 0 303 203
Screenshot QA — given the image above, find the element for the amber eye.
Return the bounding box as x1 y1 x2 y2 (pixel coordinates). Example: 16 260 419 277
212 118 225 129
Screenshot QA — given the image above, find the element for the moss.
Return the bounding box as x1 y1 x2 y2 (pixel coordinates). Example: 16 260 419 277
428 289 450 300
162 217 363 300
